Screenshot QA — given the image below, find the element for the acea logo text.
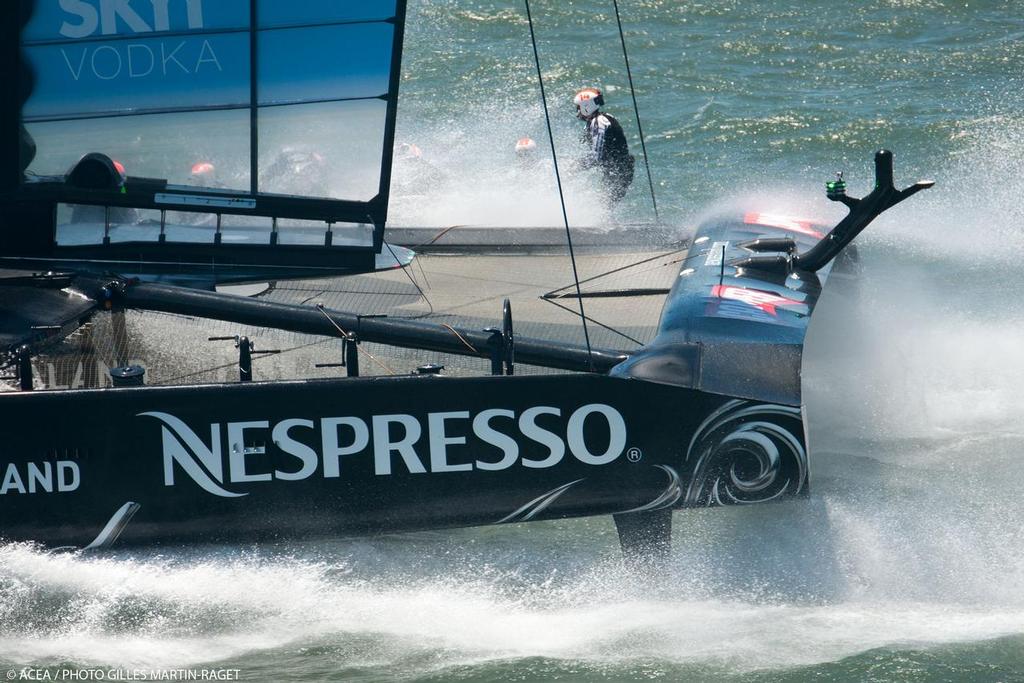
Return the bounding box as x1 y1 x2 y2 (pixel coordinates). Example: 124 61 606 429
141 405 631 498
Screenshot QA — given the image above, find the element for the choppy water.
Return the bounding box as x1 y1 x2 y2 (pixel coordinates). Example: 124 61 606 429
5 0 1024 680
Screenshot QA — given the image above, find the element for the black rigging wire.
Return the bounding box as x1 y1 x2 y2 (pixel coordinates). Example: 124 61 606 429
611 0 659 222
386 240 436 318
542 246 687 298
523 0 594 371
540 296 645 347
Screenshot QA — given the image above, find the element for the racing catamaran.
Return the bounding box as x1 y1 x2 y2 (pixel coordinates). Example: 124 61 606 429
0 0 932 556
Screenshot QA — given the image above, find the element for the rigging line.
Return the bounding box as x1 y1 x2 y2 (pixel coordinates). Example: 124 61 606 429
315 305 399 376
299 290 327 305
440 323 480 355
411 224 463 249
611 0 659 221
523 0 594 372
542 246 688 298
541 297 645 346
546 287 670 299
386 240 433 312
415 252 432 289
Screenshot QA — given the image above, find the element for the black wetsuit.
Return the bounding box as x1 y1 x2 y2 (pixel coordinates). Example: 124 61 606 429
582 112 635 202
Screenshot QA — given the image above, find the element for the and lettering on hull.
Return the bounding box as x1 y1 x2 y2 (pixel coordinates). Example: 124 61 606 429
0 461 80 495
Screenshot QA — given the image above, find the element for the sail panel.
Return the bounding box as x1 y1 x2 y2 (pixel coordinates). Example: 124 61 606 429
256 0 398 28
258 100 387 202
22 1 250 43
25 108 252 191
258 23 394 106
14 0 407 229
24 32 251 120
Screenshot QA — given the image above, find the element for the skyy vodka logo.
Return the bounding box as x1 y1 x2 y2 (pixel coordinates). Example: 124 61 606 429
55 1 223 81
140 405 630 498
58 0 206 38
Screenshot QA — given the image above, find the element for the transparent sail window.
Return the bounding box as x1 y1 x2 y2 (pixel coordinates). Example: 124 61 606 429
55 204 373 249
220 214 273 244
56 205 161 245
259 100 386 201
55 204 102 245
274 219 375 247
24 109 252 192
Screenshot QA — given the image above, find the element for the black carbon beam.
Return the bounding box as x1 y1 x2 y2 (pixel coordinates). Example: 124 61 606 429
795 150 934 272
116 281 630 374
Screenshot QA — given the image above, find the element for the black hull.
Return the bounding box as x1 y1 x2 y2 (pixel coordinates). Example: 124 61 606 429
0 374 807 548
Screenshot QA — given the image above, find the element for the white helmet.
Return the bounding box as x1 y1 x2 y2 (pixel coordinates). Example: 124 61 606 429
191 161 216 181
398 142 423 160
515 137 537 154
573 88 604 119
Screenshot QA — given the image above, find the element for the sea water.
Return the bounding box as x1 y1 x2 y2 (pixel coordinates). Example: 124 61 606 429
3 0 1024 680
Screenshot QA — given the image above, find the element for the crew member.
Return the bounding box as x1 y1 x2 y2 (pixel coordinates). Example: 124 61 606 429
573 87 634 203
393 141 446 194
513 136 541 176
515 136 538 161
69 157 137 225
190 161 220 187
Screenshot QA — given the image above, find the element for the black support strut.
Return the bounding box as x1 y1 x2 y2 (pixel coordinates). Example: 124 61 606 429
612 508 673 565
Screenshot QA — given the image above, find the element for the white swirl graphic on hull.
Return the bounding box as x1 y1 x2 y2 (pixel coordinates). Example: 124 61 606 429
618 465 683 513
684 400 807 506
496 479 585 524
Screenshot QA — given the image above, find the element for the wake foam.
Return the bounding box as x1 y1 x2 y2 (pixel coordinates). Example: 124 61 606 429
3 533 1024 674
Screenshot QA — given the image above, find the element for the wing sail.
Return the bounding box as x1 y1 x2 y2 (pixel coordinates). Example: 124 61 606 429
1 0 408 281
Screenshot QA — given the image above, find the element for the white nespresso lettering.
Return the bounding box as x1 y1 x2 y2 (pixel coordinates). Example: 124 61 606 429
321 417 369 478
143 411 242 498
567 404 627 465
429 411 471 473
473 409 518 471
140 403 630 498
228 421 270 484
273 419 318 481
373 414 426 475
519 407 565 469
0 461 79 495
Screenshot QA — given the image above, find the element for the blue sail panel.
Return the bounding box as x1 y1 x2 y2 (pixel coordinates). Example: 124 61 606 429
258 23 394 105
24 33 251 120
256 0 398 27
23 1 250 42
15 0 407 229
